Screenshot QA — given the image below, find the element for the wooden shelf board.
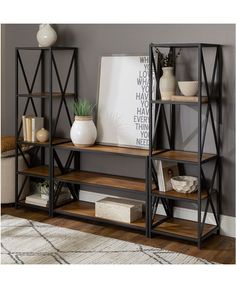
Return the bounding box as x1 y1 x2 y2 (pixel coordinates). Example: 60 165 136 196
55 142 161 157
18 92 75 98
18 138 70 146
20 165 61 177
171 95 208 103
152 189 208 201
153 217 216 239
154 150 216 164
54 200 146 228
56 170 148 192
18 200 49 210
152 96 208 105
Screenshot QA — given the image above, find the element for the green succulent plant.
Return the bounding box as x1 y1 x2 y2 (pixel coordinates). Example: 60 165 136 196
72 99 96 116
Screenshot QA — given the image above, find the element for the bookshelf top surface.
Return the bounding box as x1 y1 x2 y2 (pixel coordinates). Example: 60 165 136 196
55 142 154 157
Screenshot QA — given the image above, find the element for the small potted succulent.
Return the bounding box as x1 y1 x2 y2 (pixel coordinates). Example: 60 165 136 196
70 99 97 147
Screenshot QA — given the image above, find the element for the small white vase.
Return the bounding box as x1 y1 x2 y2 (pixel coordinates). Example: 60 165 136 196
36 128 49 142
36 24 57 47
159 67 176 100
70 116 97 147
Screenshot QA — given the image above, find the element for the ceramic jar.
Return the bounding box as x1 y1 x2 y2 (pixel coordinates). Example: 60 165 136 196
159 67 176 100
70 116 97 147
36 128 49 142
36 24 57 47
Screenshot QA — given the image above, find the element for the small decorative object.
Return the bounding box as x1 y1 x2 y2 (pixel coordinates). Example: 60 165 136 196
36 24 57 47
70 99 97 147
95 197 142 223
178 81 198 96
156 161 179 191
39 180 50 200
171 176 198 193
36 128 49 142
159 67 176 100
155 48 182 100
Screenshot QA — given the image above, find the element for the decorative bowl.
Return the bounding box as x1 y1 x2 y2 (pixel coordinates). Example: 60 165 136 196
171 176 198 193
178 81 198 96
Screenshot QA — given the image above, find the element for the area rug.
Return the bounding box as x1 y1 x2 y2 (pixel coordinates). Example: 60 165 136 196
1 214 213 264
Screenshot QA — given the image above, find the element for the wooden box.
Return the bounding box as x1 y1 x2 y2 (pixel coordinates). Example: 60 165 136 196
95 197 142 223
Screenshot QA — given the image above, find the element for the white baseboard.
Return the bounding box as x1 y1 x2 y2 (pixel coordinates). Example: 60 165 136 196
79 190 236 238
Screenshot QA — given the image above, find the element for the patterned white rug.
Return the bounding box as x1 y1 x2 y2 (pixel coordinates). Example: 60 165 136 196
1 214 213 264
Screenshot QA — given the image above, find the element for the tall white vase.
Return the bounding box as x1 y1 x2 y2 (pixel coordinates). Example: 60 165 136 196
159 67 176 100
70 116 97 147
36 24 57 47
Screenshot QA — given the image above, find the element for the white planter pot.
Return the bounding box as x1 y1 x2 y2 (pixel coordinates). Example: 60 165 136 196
159 67 176 100
70 116 97 147
36 24 57 47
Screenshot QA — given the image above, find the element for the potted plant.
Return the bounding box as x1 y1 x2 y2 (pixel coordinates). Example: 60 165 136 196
155 48 182 100
70 99 97 147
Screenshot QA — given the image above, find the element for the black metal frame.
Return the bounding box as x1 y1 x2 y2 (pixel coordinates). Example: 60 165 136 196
148 43 222 248
15 47 78 216
14 44 222 248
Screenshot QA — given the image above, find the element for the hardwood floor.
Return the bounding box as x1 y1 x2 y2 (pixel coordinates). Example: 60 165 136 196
1 206 235 264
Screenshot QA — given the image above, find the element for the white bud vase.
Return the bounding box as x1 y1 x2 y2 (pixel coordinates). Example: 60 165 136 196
159 67 176 100
36 128 49 143
36 24 57 47
70 116 97 147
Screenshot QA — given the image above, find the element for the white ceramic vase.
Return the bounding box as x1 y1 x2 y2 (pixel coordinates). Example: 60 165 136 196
70 116 97 147
159 67 176 100
36 128 49 142
36 24 57 47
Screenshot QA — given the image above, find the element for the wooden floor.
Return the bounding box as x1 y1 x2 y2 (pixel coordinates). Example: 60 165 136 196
1 206 235 264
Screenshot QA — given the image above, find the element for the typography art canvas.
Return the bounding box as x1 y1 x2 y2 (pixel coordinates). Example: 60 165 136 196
97 55 152 149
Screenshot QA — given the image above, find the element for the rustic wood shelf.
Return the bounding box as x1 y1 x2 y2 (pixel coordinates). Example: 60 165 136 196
153 150 216 164
54 200 147 230
152 189 208 201
18 138 70 146
56 142 161 158
55 170 149 192
171 95 208 103
17 92 75 98
152 95 208 105
19 165 61 177
152 217 216 240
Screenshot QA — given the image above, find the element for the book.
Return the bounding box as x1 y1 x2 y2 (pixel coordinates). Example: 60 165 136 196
25 117 32 142
22 115 27 141
156 161 179 192
31 117 44 142
25 190 72 207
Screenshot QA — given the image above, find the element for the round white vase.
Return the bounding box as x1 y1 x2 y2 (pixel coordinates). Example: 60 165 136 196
70 116 97 147
159 67 176 100
36 128 49 143
36 24 57 47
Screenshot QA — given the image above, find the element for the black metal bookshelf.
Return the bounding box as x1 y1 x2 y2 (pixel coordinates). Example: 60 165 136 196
14 43 222 248
148 43 222 248
15 47 78 216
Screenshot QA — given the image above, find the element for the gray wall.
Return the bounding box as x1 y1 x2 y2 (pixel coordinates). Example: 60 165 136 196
1 24 235 217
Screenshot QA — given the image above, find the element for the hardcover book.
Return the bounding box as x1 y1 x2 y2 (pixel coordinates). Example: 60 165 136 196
31 117 44 142
25 191 71 207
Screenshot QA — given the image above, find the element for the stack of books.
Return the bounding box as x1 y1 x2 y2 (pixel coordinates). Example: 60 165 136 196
22 115 44 142
25 190 72 207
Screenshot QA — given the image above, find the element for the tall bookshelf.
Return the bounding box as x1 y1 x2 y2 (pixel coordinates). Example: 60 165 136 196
15 47 78 216
148 43 222 248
